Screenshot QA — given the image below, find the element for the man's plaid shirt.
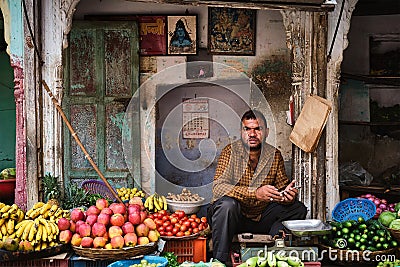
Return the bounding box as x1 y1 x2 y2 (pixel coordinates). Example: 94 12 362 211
212 140 289 221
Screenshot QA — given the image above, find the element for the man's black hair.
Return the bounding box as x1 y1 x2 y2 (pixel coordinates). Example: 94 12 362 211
241 110 267 127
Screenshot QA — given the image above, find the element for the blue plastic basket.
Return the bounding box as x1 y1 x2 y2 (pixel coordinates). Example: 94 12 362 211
107 256 168 267
332 198 376 222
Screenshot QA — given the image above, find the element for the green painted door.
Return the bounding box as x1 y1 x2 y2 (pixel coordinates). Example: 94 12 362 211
0 16 16 171
64 21 139 189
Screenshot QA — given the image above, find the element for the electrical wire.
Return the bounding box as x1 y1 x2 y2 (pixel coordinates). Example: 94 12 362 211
327 0 345 62
22 0 44 65
0 81 13 90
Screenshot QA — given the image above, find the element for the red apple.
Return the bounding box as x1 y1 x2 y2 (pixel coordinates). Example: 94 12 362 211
135 223 149 237
71 208 85 222
69 221 76 233
110 213 125 227
75 220 85 234
121 222 135 234
92 222 107 237
109 203 126 215
78 223 91 237
140 211 147 223
85 214 98 226
108 226 123 238
93 236 107 248
57 218 71 231
137 236 149 245
143 218 156 230
100 207 113 216
96 198 109 210
110 235 124 249
59 229 73 244
128 204 141 215
81 236 94 248
129 196 144 207
86 205 101 216
97 213 110 225
129 212 141 225
124 232 137 247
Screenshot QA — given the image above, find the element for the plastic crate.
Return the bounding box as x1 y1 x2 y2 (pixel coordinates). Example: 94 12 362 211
163 237 207 263
5 258 69 267
108 256 168 267
68 255 115 267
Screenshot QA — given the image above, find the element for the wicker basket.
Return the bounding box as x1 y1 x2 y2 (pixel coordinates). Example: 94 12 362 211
81 180 118 202
388 228 400 242
71 242 157 260
319 244 398 264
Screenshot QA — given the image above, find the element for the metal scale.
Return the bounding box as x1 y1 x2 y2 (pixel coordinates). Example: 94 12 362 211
231 219 332 265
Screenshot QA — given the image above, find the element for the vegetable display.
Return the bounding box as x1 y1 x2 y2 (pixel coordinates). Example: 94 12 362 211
358 194 398 218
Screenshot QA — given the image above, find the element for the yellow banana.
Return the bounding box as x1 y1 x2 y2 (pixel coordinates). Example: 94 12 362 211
158 195 165 210
22 220 34 240
41 224 48 242
41 241 48 250
1 224 7 236
0 218 5 227
54 207 63 218
29 208 41 219
6 219 14 235
0 231 2 240
39 218 52 235
8 232 15 239
36 224 43 241
148 195 154 211
0 203 5 210
15 222 27 238
49 241 57 247
1 212 10 219
8 204 18 215
17 209 25 223
161 195 168 210
15 219 31 229
28 221 39 241
153 195 161 211
49 221 58 235
34 242 41 251
10 213 19 221
144 197 150 208
0 205 11 213
39 203 52 215
33 202 45 209
47 205 59 217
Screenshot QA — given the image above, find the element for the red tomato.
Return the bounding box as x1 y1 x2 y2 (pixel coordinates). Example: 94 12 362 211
203 222 208 228
158 226 165 232
162 215 169 222
201 217 207 223
193 228 199 233
198 224 204 231
188 228 193 233
176 231 184 237
172 227 179 235
175 223 181 229
171 213 178 218
171 217 178 224
163 221 171 227
157 213 163 219
155 219 163 226
166 231 173 236
166 225 173 232
195 218 201 224
190 214 197 219
183 216 189 221
148 214 155 220
159 231 166 236
184 231 191 236
188 218 195 222
180 225 187 232
191 222 198 228
183 221 191 227
176 211 186 219
159 210 168 216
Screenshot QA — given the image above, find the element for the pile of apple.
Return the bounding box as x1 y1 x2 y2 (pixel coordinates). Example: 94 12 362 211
148 210 208 237
57 197 160 249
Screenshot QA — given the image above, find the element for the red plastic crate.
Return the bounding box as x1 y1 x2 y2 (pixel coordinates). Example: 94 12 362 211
5 258 69 267
163 237 207 263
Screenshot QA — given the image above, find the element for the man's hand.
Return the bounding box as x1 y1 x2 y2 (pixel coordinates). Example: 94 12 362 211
255 185 284 202
280 180 298 204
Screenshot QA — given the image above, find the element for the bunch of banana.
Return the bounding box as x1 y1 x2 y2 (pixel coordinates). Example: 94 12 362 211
144 193 167 213
117 187 146 201
0 203 25 240
25 201 69 222
14 217 59 249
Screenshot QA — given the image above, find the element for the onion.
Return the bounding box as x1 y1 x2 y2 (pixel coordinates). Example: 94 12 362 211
381 199 387 204
365 193 372 198
389 207 395 212
379 203 387 210
376 207 382 214
360 194 366 198
388 203 394 208
368 197 375 202
374 199 381 206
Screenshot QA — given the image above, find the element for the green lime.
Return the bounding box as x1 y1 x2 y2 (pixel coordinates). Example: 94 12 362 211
342 227 350 234
357 216 365 223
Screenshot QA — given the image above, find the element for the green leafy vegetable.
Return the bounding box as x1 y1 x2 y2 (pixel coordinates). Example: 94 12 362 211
161 252 179 267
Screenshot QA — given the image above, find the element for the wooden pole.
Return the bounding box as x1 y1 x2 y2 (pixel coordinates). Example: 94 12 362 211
41 80 123 203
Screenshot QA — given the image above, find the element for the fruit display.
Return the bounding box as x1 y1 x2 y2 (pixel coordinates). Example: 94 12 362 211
144 193 167 213
0 201 62 252
117 187 145 201
321 217 398 251
25 201 70 222
61 198 160 249
166 188 202 202
237 252 304 267
0 168 16 180
128 259 163 267
376 259 400 267
148 209 208 237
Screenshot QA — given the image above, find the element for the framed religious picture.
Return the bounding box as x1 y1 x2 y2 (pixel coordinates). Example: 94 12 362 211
208 7 256 55
138 16 167 56
167 15 197 55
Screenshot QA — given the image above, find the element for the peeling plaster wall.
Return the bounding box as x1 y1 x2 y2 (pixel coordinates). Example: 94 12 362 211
74 0 293 167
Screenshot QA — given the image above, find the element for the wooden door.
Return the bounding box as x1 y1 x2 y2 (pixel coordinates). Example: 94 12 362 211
64 21 139 189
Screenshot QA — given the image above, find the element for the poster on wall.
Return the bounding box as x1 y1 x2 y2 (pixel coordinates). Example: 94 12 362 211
167 15 197 55
208 7 256 55
138 16 167 56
